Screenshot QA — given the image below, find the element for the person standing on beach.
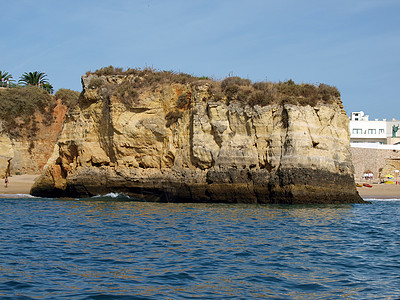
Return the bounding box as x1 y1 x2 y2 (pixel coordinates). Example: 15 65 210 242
5 176 8 188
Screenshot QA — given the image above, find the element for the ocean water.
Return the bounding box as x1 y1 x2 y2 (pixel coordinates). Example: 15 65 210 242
0 195 399 299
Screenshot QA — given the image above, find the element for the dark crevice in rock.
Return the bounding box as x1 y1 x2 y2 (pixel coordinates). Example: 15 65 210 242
210 125 222 148
100 95 117 163
281 106 289 129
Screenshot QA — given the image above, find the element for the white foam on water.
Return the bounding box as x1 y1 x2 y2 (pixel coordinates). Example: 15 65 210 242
91 192 130 199
365 198 400 201
0 194 37 198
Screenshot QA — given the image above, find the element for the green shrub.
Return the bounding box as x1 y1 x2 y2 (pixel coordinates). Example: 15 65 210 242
253 82 269 90
301 84 317 98
213 91 225 101
224 85 239 100
92 66 124 76
236 88 252 102
248 90 273 106
221 76 251 90
0 86 55 137
176 93 189 109
277 80 302 97
318 83 340 98
280 96 298 106
115 81 139 110
88 77 104 89
55 88 80 108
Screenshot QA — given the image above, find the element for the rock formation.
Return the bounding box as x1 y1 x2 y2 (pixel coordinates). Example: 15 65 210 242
0 99 66 176
31 70 364 203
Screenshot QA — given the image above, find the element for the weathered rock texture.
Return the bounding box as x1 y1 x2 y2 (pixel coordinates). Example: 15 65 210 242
0 99 66 176
351 147 400 182
31 74 364 203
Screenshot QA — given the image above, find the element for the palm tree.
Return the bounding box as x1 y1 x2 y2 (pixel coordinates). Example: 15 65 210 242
19 71 49 87
42 82 54 94
0 71 13 87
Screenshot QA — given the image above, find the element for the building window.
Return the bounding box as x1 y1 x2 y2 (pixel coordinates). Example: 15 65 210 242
379 129 384 134
352 128 362 134
368 129 376 134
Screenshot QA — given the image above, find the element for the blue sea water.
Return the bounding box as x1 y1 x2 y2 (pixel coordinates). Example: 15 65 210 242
0 195 399 299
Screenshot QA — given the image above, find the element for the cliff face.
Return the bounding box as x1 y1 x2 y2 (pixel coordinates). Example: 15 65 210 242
0 99 66 175
31 73 363 203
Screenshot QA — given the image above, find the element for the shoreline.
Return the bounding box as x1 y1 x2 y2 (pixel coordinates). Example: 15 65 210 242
1 175 399 200
0 175 40 197
356 183 400 199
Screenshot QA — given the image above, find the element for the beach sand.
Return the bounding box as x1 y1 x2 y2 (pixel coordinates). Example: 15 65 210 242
357 183 400 199
0 174 40 197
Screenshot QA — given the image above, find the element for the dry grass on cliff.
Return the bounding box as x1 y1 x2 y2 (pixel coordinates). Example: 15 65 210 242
54 89 81 109
88 65 207 87
214 77 340 107
87 66 341 108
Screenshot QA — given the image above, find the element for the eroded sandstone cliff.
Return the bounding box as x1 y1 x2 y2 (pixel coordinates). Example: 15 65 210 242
31 70 364 203
0 98 67 175
0 86 81 177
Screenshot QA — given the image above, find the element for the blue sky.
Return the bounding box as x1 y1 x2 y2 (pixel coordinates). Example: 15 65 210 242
1 0 399 119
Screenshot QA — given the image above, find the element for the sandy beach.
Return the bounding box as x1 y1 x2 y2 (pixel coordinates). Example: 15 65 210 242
0 174 40 197
356 183 400 199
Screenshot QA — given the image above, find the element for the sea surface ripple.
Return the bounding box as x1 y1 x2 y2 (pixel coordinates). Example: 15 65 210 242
0 196 399 299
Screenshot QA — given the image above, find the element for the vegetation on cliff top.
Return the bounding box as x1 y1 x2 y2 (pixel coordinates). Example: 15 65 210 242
0 87 79 139
87 65 204 86
2 70 54 93
54 88 81 108
18 71 54 93
0 86 55 138
87 66 341 108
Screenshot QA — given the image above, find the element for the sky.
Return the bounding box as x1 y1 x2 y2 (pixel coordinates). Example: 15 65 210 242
1 0 400 119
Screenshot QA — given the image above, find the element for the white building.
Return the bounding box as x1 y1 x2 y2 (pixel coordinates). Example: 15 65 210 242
349 111 400 146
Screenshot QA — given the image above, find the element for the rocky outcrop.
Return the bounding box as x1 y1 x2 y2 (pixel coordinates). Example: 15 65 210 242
31 73 364 203
0 99 66 176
